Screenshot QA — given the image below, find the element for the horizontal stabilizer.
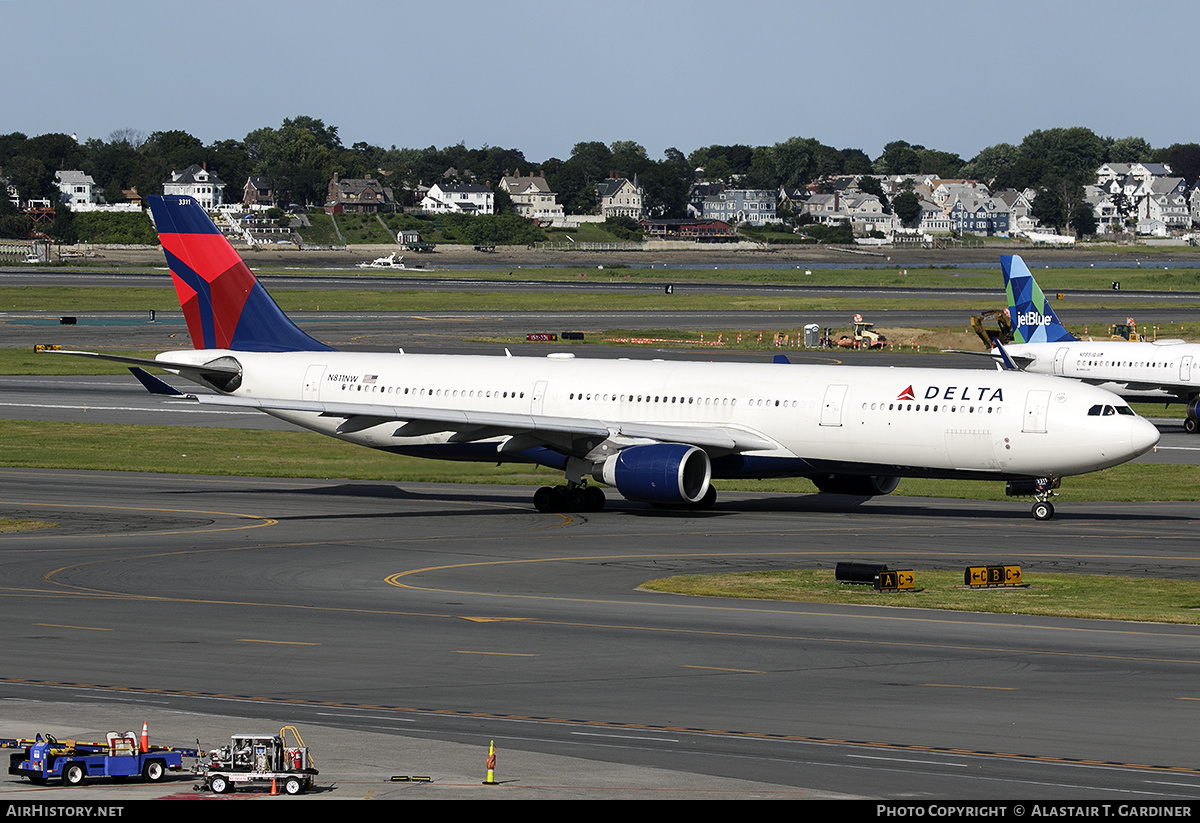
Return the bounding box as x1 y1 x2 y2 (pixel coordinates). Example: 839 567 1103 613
128 367 184 396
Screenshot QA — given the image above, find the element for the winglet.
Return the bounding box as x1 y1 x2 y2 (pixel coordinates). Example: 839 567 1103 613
129 367 184 396
1001 255 1077 344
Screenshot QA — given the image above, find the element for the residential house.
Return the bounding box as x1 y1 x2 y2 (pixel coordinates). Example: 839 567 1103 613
1096 162 1173 189
163 164 225 208
994 189 1039 234
419 182 494 215
326 173 396 213
701 188 777 226
499 173 563 220
1083 186 1123 233
1138 177 1190 232
840 194 888 233
243 176 275 209
0 174 17 207
596 176 643 219
913 197 953 234
54 170 99 207
944 192 1011 235
688 181 725 219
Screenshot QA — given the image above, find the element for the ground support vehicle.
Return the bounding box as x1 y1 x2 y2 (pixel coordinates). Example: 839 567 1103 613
199 726 317 795
836 316 888 349
5 731 200 785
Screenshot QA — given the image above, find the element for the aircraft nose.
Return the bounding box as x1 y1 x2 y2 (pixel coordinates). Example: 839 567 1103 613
1130 416 1160 456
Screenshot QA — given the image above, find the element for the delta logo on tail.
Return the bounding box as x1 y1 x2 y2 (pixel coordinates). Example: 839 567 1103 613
1001 255 1077 345
148 196 331 353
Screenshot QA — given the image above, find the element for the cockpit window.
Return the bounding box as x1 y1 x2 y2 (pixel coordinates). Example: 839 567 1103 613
1090 403 1137 417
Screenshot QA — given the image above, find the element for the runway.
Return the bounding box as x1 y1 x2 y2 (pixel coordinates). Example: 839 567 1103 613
2 469 1200 799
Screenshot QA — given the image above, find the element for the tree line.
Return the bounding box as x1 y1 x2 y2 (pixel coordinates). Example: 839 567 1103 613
2 117 1199 241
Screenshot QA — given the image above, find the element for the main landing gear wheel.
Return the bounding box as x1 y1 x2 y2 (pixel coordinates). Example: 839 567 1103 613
1032 501 1055 521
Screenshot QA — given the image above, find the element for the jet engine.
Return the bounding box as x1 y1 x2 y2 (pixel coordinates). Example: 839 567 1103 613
810 474 900 496
596 443 712 505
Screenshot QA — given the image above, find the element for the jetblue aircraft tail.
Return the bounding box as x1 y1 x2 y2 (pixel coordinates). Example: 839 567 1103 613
148 196 332 353
1001 255 1077 344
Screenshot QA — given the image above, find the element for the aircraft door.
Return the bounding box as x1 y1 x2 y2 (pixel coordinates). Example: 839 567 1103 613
820 384 848 427
1022 389 1050 433
303 365 327 401
1181 356 1193 383
531 380 548 414
1054 347 1069 375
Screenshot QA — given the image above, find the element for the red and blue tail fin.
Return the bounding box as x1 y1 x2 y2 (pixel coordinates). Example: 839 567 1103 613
148 196 333 352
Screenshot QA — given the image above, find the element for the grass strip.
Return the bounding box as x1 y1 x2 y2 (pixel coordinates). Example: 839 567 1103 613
639 568 1200 624
0 419 1192 501
0 518 55 532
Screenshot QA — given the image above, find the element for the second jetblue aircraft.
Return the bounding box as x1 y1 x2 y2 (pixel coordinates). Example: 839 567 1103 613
68 198 1159 520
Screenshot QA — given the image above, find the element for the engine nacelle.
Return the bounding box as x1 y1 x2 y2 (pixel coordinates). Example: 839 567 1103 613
811 474 900 496
597 444 712 505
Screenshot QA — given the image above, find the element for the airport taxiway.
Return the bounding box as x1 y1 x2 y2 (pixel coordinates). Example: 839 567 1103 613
2 469 1200 799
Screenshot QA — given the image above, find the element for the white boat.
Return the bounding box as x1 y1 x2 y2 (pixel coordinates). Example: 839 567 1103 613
356 252 416 269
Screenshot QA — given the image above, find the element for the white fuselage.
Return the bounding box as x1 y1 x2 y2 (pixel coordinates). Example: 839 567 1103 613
158 348 1159 482
1001 339 1200 402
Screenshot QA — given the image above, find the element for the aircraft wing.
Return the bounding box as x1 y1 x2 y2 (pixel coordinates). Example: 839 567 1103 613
129 369 776 454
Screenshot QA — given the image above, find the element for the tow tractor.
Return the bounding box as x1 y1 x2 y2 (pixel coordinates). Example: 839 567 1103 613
5 729 200 785
200 726 317 795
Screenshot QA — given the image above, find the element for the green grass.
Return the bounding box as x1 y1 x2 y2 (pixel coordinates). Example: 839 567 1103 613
639 569 1200 624
3 284 1200 316
0 420 1189 502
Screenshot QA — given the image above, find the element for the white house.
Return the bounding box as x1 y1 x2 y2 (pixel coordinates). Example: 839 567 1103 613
54 170 99 207
163 164 225 208
420 182 494 215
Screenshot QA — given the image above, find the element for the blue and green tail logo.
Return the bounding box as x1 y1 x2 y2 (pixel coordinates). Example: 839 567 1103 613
1001 255 1077 344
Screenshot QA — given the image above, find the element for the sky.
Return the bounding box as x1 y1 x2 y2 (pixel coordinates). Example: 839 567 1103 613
4 0 1198 164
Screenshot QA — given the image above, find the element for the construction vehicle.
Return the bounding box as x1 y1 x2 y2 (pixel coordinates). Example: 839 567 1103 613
836 314 887 349
1110 319 1145 342
199 726 317 795
5 729 200 785
970 308 1014 348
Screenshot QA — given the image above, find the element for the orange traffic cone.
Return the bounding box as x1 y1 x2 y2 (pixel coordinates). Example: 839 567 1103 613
271 777 278 795
140 722 148 753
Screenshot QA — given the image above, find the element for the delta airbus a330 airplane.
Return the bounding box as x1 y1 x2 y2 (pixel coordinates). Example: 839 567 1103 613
999 254 1200 433
63 197 1159 520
